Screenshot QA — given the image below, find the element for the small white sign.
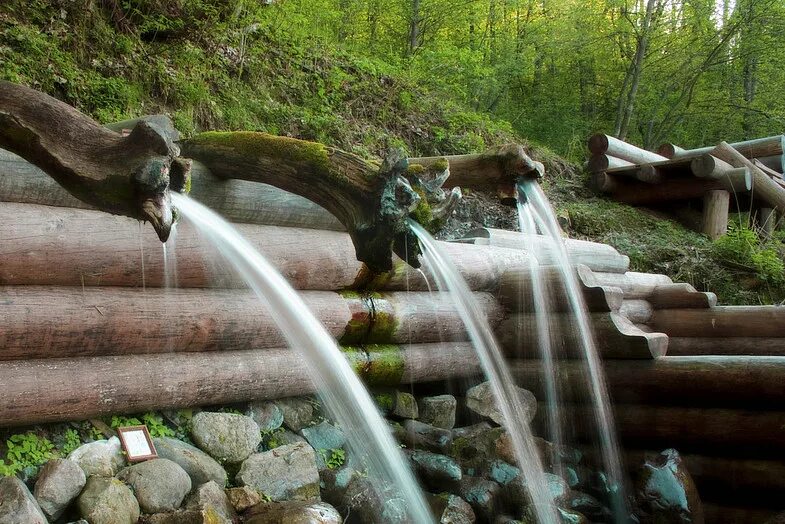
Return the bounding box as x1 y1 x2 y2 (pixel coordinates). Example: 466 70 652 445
117 426 158 462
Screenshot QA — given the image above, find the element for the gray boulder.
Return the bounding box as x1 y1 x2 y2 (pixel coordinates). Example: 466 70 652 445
225 486 262 513
143 509 229 524
76 476 140 524
184 480 236 522
457 476 502 522
68 437 126 477
33 458 87 520
427 493 475 524
244 500 342 524
466 381 536 425
402 419 452 453
0 476 48 524
341 477 408 523
276 397 315 432
301 421 345 452
190 412 261 464
153 436 228 487
418 395 457 430
391 391 419 419
236 442 320 501
246 401 284 432
406 449 462 488
117 458 191 513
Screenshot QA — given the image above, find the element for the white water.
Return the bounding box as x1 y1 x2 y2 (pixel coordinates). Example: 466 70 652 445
517 181 629 521
409 220 559 524
163 222 179 289
171 193 433 523
516 201 564 475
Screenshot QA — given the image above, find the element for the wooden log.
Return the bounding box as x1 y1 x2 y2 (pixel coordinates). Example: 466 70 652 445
590 271 673 299
409 143 544 191
0 149 345 231
669 135 785 161
666 337 785 357
0 287 503 360
649 283 717 309
548 403 785 452
651 306 785 338
759 207 777 240
701 503 777 524
618 299 653 324
713 141 785 211
701 189 730 239
0 82 187 242
755 154 785 174
602 175 727 205
497 264 623 313
497 311 667 359
511 356 785 408
587 134 668 164
0 202 531 291
690 154 735 179
461 228 630 274
591 172 618 193
587 154 634 173
0 342 482 427
656 143 687 158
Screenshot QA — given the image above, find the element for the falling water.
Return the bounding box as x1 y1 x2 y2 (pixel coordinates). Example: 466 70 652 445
517 180 629 521
171 193 434 523
516 202 564 474
409 220 558 524
163 222 179 289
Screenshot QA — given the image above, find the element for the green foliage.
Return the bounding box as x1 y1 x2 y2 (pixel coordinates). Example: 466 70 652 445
0 433 56 477
318 448 346 470
260 428 285 451
60 429 82 456
109 412 175 438
714 225 785 285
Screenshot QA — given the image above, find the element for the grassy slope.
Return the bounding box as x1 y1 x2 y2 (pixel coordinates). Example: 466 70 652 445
1 2 782 305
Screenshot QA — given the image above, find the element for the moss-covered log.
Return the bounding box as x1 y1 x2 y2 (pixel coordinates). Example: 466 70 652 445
0 81 188 241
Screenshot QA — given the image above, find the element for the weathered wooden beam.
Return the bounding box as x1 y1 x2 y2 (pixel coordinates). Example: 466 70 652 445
511 356 785 408
590 271 673 299
648 283 717 309
461 228 630 274
666 337 785 357
759 207 777 240
0 343 482 427
548 403 785 452
651 306 785 338
497 264 623 313
497 311 667 359
755 154 785 174
0 202 531 291
0 287 503 360
663 135 785 161
701 189 730 239
618 299 653 324
587 154 634 173
713 141 785 211
587 134 668 164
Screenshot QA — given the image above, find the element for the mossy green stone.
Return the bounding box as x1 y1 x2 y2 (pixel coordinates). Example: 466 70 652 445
340 346 367 376
364 344 404 385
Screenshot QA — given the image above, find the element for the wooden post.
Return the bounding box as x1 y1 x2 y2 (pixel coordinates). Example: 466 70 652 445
701 190 730 239
759 207 776 240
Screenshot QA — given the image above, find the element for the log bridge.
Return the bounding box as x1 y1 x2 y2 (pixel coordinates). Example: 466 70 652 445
1 124 784 522
587 133 785 239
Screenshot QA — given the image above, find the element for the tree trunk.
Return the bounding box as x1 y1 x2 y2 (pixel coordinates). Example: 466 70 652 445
0 81 187 241
701 189 730 239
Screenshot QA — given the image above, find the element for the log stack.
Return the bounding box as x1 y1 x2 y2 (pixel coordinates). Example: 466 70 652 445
587 133 785 239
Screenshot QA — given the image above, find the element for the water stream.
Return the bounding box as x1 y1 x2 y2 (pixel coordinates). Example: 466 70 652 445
409 220 559 524
516 180 629 521
171 193 434 523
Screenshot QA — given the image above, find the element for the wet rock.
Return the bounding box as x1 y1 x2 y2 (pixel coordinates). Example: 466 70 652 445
276 397 315 432
557 508 590 524
142 508 229 524
406 449 462 488
457 476 502 522
341 477 408 523
244 500 342 524
392 391 419 419
563 464 592 490
117 458 191 513
153 436 228 487
190 412 261 464
452 422 492 440
563 490 613 522
449 425 505 471
68 437 126 477
419 395 457 430
76 476 140 524
184 480 236 522
486 460 520 486
236 442 320 501
33 458 87 520
466 381 536 426
225 486 262 513
504 472 569 508
402 419 452 453
0 476 48 524
635 449 704 524
246 400 284 432
319 456 359 507
427 493 476 524
301 421 346 451
277 429 308 447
